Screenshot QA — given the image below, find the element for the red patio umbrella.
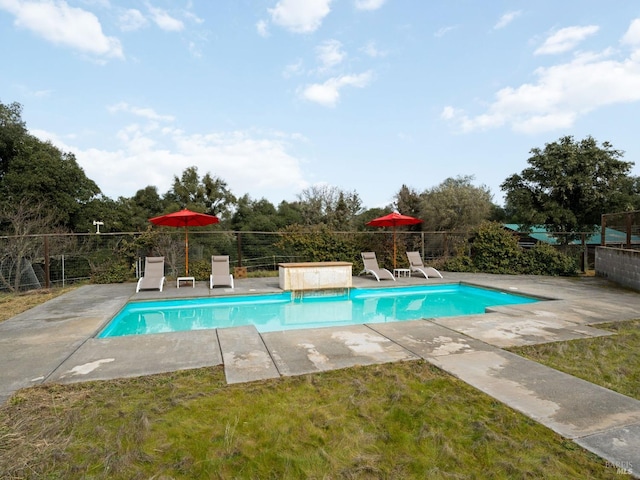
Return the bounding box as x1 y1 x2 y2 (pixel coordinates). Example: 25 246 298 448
366 212 423 270
149 208 219 276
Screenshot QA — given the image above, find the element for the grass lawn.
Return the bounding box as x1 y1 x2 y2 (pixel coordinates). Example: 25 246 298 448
0 292 636 478
0 362 611 479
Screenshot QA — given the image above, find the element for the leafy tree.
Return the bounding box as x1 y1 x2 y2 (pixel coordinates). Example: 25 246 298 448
130 185 167 219
115 186 168 231
275 200 304 227
501 136 637 235
419 176 495 232
0 101 101 231
165 166 236 219
395 184 422 219
231 195 278 232
355 207 389 231
0 101 27 181
295 185 363 229
74 186 167 233
75 195 122 233
0 135 100 229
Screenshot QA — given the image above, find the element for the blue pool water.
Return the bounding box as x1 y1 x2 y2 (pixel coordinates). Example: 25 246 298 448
98 284 539 337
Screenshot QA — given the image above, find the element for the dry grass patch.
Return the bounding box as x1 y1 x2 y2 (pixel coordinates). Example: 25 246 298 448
0 286 78 323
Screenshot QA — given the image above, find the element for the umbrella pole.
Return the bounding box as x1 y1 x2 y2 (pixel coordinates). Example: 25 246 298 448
393 227 397 270
185 226 189 276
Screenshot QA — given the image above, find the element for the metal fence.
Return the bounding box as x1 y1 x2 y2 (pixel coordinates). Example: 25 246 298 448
2 226 602 292
0 230 471 292
601 210 640 250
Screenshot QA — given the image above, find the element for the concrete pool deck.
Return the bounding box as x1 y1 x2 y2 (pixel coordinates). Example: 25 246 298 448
1 272 639 475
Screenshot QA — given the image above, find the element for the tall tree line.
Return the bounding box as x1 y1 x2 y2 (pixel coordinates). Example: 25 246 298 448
1 101 638 237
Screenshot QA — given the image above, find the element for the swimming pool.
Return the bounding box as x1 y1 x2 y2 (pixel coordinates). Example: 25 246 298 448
99 284 539 337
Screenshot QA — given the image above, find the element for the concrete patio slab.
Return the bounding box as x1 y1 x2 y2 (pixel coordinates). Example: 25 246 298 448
49 329 222 384
262 324 419 376
488 299 640 326
433 312 614 347
0 284 131 400
217 325 280 384
366 319 495 358
575 424 640 476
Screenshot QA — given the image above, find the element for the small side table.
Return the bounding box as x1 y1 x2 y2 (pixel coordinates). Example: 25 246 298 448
393 268 411 278
177 276 195 288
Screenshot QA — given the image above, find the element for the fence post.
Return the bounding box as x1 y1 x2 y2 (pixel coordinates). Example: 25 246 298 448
43 236 50 289
581 233 587 272
62 255 65 287
237 232 243 267
627 212 632 248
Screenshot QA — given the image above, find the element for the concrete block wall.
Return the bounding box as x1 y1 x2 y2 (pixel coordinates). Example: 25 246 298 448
595 246 640 291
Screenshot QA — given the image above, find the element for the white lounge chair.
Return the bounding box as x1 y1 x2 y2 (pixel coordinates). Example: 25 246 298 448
406 251 443 278
359 252 396 282
136 256 166 292
210 255 234 289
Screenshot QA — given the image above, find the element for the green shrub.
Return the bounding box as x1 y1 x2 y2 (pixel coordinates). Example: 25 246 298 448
521 243 578 276
442 256 475 272
444 222 577 276
276 224 360 263
442 246 475 272
187 259 211 281
91 262 133 284
470 222 522 274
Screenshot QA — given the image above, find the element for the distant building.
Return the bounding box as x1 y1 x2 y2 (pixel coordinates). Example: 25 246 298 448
502 224 640 248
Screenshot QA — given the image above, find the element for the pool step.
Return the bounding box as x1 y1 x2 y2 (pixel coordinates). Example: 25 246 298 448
217 326 280 384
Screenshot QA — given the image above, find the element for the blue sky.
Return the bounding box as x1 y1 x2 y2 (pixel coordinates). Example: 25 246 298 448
2 0 640 210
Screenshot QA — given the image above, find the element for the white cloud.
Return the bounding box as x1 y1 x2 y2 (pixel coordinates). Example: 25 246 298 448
183 10 204 25
147 4 184 32
300 71 373 107
118 8 147 32
354 0 385 11
188 41 202 58
0 0 123 59
440 106 459 121
34 121 309 203
361 40 386 57
494 10 521 30
283 59 304 78
442 41 640 134
256 19 269 37
107 102 175 122
268 0 332 34
316 39 346 70
434 25 457 38
535 25 600 55
621 18 640 46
